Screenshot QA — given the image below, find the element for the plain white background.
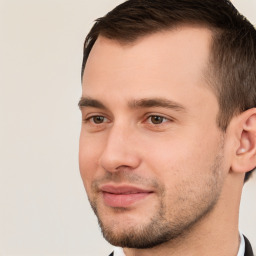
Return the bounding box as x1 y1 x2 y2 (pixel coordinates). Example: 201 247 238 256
0 0 255 255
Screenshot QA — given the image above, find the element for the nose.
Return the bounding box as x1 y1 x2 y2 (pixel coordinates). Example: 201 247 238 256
99 124 141 173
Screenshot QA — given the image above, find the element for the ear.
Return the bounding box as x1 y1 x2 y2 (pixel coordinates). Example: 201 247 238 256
231 108 256 174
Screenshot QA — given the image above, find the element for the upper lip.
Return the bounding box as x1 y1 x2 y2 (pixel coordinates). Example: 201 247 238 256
100 184 153 194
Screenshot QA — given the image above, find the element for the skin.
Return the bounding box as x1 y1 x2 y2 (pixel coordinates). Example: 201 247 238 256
79 27 254 256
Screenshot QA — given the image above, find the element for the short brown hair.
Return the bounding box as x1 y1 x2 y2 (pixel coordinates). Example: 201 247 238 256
81 0 256 182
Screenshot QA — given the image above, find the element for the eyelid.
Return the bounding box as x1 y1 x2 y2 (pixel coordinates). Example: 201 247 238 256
144 113 174 123
82 108 110 118
84 115 110 123
82 110 111 123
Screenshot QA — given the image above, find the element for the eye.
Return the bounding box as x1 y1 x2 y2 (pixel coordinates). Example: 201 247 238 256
148 115 168 124
84 115 108 124
91 116 106 124
82 114 110 132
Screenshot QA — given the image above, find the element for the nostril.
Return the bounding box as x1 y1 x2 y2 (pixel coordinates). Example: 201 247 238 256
99 152 141 173
116 165 133 171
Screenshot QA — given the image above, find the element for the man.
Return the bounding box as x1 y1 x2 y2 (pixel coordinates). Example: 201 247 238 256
78 0 255 255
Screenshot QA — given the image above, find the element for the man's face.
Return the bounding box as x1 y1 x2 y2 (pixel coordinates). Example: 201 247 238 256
79 27 228 248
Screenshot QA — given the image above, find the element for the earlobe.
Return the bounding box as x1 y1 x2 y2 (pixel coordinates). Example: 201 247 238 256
231 108 256 174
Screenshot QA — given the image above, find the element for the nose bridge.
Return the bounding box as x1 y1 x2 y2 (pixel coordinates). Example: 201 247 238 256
99 121 140 172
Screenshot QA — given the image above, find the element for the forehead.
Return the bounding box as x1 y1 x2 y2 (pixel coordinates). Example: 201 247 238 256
82 26 214 105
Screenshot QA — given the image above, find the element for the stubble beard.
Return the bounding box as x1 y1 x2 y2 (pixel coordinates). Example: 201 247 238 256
88 144 225 249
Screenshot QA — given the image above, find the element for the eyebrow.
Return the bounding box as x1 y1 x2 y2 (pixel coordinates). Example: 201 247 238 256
78 97 108 110
128 98 186 112
78 96 186 112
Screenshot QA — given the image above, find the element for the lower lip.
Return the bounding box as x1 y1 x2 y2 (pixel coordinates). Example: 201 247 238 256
102 192 151 208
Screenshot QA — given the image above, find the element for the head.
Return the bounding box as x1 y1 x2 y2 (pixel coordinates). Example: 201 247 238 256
82 0 256 182
79 0 256 249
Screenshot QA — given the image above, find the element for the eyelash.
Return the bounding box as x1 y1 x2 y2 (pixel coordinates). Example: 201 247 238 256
145 115 169 125
84 114 170 126
84 115 109 124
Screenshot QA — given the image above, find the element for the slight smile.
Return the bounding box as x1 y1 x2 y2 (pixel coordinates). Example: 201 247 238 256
100 185 154 208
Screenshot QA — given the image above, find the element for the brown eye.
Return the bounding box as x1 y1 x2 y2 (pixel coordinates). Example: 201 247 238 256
150 115 165 124
92 116 105 124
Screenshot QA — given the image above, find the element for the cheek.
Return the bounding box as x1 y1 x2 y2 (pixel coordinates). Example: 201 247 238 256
79 132 102 189
142 129 222 182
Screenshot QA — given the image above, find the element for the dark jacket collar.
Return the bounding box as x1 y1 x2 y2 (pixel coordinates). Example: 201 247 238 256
244 235 254 256
108 236 254 256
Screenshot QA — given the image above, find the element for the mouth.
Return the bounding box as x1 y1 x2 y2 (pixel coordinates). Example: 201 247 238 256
100 185 154 208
